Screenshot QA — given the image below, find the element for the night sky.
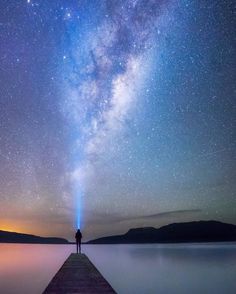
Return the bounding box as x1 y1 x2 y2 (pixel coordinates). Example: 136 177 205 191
0 0 235 241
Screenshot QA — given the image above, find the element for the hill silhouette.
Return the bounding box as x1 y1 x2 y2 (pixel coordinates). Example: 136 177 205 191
0 230 69 244
87 221 236 244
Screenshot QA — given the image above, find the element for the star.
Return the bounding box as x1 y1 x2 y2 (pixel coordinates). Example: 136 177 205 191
0 0 235 242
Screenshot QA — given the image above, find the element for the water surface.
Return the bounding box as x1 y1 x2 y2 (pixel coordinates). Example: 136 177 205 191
0 243 235 294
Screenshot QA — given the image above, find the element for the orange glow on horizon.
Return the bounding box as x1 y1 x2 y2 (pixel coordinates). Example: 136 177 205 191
0 218 49 236
0 220 31 234
0 218 74 240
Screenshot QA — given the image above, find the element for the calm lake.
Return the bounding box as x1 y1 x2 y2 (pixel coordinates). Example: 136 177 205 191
0 243 236 294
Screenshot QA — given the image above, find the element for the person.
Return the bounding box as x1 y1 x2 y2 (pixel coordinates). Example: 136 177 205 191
75 229 82 253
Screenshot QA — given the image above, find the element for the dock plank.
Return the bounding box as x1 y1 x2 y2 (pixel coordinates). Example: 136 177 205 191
43 253 116 293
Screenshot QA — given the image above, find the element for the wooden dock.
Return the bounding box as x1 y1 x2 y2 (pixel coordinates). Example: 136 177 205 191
43 253 116 294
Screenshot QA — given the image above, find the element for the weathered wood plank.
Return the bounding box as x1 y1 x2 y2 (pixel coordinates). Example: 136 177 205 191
43 253 116 294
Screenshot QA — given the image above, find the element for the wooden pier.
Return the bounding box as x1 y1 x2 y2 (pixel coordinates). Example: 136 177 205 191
43 253 116 293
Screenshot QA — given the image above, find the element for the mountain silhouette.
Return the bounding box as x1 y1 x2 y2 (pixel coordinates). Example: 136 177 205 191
87 221 236 244
0 230 69 244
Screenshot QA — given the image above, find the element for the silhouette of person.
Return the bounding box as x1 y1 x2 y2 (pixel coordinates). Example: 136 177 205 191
75 229 82 253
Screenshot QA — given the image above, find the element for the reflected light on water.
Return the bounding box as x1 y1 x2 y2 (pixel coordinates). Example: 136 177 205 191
0 244 74 294
0 243 236 294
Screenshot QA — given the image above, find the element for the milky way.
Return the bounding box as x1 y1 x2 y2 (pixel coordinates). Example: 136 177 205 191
62 1 172 232
0 0 235 240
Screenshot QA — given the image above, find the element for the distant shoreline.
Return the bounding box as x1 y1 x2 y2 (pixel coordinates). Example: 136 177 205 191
2 220 236 245
1 241 236 245
0 230 69 244
85 240 236 245
87 221 236 244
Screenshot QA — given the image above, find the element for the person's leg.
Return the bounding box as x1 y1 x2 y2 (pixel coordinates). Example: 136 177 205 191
79 241 81 253
76 241 78 253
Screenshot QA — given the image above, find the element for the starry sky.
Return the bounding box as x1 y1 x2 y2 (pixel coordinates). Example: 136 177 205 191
0 0 235 241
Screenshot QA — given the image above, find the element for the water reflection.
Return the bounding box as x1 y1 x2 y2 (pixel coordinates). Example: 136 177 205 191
128 244 236 265
84 243 236 294
0 244 74 294
0 243 236 294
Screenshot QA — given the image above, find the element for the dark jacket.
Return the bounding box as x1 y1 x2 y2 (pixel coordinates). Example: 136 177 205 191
75 230 82 240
